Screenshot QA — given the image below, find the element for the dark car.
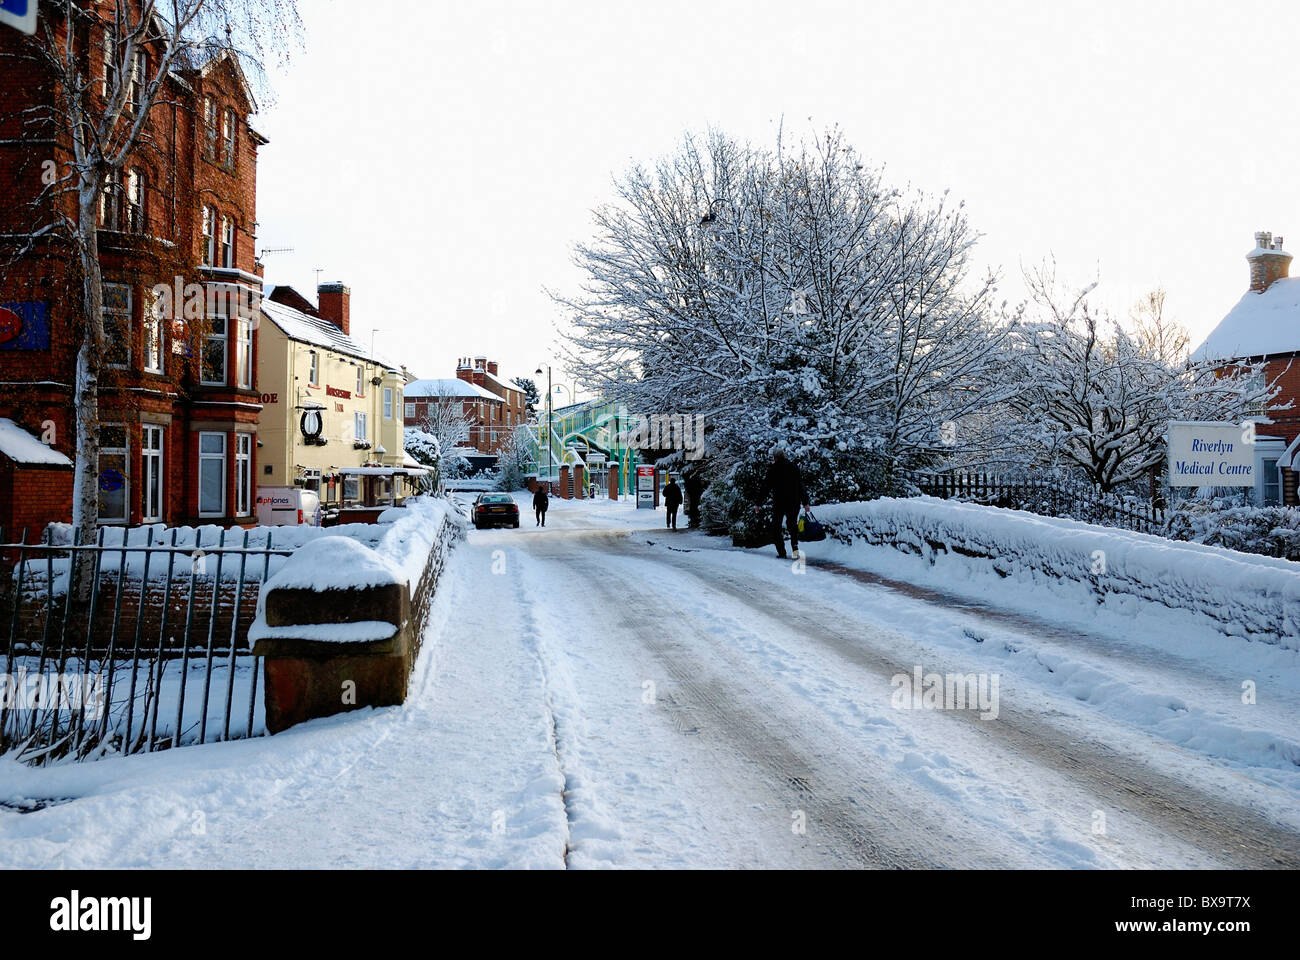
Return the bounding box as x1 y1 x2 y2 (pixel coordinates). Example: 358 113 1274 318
472 492 520 529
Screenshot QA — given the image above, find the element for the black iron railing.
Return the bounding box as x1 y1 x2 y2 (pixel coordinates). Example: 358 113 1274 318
0 526 294 765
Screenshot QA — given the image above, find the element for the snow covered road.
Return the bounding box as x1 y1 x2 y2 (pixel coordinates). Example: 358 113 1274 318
2 495 1297 868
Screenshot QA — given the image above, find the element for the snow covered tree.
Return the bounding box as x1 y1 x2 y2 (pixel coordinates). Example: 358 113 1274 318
1005 266 1277 493
556 127 1014 525
492 425 533 491
1 0 300 544
414 384 474 469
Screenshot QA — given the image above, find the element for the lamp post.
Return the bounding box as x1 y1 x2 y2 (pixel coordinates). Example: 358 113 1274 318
534 364 552 486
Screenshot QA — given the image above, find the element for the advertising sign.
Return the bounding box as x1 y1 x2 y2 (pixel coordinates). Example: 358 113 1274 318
0 302 51 351
1167 421 1256 487
636 465 655 509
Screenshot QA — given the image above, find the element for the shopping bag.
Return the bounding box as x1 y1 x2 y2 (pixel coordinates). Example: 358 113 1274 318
798 508 827 542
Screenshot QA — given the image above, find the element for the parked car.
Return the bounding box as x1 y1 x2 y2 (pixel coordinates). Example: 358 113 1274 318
472 492 520 529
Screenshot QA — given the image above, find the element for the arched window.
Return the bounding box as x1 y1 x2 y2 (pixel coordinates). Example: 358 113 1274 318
98 170 122 230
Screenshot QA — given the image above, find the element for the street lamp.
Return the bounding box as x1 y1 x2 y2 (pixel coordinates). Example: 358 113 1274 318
534 364 552 485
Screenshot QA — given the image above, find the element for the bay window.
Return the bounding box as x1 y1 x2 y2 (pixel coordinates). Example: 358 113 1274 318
102 282 130 367
235 434 252 517
235 316 252 388
202 314 227 385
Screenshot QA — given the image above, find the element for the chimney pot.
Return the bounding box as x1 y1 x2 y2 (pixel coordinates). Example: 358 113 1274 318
1247 230 1292 293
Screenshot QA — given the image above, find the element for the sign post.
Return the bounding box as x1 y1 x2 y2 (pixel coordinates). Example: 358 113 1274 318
0 0 38 35
1166 421 1256 488
636 465 654 509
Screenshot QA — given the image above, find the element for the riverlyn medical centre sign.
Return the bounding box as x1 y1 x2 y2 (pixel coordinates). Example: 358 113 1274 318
1166 421 1256 487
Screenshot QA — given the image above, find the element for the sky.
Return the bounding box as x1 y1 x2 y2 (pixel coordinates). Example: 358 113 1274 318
253 0 1300 395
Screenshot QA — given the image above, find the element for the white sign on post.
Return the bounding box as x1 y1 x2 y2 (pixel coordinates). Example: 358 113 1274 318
0 0 38 35
1166 421 1256 487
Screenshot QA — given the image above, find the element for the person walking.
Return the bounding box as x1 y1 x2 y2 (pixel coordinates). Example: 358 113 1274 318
761 447 809 559
663 475 683 529
683 469 704 528
533 485 549 527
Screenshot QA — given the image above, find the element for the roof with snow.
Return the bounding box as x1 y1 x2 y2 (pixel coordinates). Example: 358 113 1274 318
1193 276 1300 362
404 378 500 401
261 296 399 369
482 370 526 395
0 419 73 467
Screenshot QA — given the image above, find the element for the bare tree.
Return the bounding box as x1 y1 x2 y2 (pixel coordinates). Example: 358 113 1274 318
7 0 300 543
1008 266 1276 492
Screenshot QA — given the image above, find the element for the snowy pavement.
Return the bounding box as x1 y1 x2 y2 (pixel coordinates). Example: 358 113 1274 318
2 494 1298 868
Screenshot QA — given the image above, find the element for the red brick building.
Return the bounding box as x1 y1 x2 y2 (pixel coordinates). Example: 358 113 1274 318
0 13 265 534
404 357 528 455
1194 231 1300 506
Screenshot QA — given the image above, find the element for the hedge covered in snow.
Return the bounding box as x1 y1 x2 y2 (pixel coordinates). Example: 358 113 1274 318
1163 500 1300 562
817 497 1300 649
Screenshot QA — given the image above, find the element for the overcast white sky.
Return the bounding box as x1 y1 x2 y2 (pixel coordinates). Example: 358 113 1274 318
254 0 1300 393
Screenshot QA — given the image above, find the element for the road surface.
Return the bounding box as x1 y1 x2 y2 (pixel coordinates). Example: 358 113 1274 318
2 495 1297 869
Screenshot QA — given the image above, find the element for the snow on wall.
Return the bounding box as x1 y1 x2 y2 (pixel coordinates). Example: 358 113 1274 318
817 497 1300 649
249 497 466 643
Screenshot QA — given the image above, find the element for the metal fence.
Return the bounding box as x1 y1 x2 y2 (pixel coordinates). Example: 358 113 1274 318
0 526 294 765
907 471 1167 535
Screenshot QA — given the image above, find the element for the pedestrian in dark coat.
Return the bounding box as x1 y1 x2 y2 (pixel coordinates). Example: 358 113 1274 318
683 470 704 528
663 476 683 529
533 486 549 527
761 449 809 558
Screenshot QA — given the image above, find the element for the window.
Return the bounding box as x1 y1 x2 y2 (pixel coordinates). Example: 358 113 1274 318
98 424 129 523
99 170 122 230
102 283 131 367
383 387 393 420
1262 458 1281 506
141 425 164 522
222 108 237 169
126 167 145 234
404 402 415 420
143 289 163 374
308 350 319 385
102 33 117 98
355 365 364 398
354 411 368 443
127 49 146 114
198 432 226 517
235 434 252 516
201 314 227 385
235 316 252 388
203 97 218 160
201 205 216 265
219 215 234 268
342 475 359 504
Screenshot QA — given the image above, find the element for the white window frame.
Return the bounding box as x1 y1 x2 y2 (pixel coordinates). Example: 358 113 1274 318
203 97 218 160
404 402 415 420
235 316 252 388
354 410 368 443
98 423 130 524
222 107 237 169
308 350 319 386
383 387 393 420
141 425 164 523
201 313 228 386
356 365 364 398
198 432 227 518
201 205 216 265
127 49 146 114
220 215 234 268
235 433 253 517
102 282 131 368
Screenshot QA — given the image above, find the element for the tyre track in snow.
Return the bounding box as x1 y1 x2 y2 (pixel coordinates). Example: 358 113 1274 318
529 535 1007 868
621 537 1300 869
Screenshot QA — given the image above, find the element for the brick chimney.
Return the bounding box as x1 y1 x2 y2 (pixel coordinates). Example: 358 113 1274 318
1248 232 1292 293
317 282 351 335
487 360 499 376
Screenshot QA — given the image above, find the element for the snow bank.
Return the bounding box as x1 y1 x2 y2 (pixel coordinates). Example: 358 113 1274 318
818 497 1300 649
259 536 406 592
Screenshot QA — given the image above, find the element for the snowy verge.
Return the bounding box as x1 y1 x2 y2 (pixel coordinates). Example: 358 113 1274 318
817 497 1300 649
